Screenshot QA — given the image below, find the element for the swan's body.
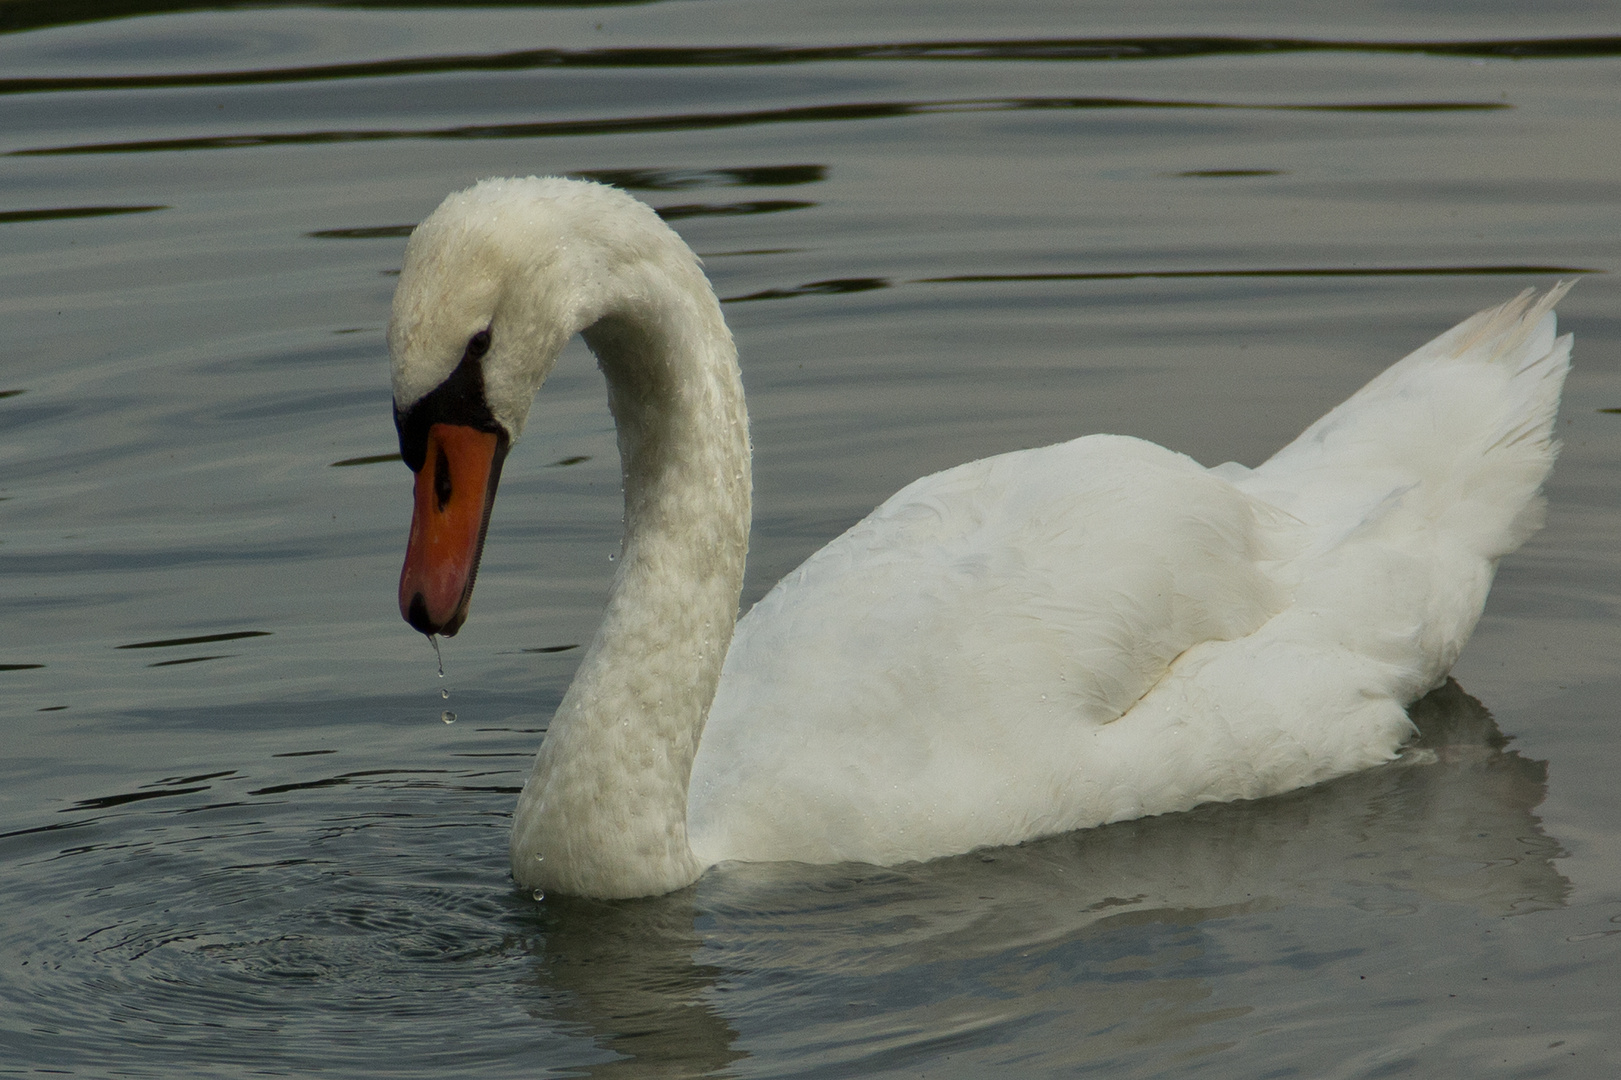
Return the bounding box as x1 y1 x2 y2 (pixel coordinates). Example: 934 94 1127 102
388 177 1571 899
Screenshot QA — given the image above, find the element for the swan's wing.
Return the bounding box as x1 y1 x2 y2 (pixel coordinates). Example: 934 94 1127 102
689 290 1571 872
689 434 1300 865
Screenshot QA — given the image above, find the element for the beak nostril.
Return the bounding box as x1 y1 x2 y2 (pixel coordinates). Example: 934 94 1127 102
434 445 453 510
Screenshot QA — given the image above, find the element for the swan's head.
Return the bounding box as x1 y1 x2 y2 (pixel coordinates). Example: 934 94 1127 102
389 176 668 636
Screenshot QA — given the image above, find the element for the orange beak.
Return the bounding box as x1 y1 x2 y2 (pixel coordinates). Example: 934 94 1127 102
398 423 507 636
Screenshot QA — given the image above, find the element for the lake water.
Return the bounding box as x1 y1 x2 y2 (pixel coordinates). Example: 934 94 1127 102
3 1 1620 1076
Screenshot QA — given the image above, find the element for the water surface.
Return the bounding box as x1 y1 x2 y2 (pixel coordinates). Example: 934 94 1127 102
3 1 1620 1076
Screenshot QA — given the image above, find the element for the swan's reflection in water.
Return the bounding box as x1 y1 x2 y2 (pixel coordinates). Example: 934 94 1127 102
527 898 745 1078
525 680 1565 1075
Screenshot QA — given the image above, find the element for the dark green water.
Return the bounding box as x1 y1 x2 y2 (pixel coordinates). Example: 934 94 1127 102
3 2 1620 1075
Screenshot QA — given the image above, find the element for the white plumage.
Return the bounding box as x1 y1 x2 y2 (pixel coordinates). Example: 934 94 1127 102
386 177 1571 898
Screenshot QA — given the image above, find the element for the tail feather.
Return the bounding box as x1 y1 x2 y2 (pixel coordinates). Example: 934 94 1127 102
1242 284 1573 563
1064 287 1575 828
1388 283 1569 374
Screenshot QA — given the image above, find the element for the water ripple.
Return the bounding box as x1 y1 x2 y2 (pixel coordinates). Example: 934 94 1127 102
724 264 1600 302
10 95 1511 157
0 204 167 223
3 35 1617 95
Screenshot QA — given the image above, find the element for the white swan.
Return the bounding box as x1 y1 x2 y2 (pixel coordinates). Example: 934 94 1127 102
388 176 1572 899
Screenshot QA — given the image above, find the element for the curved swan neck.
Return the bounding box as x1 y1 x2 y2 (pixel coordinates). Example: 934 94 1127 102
511 202 751 899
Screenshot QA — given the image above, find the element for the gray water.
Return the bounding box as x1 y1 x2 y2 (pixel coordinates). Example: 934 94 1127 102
3 2 1621 1076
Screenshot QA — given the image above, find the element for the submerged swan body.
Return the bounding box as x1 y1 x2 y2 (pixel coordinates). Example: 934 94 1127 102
388 177 1572 899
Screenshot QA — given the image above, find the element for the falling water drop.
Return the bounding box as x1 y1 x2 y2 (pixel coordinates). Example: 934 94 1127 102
429 634 445 679
441 710 457 724
531 889 545 902
441 688 450 700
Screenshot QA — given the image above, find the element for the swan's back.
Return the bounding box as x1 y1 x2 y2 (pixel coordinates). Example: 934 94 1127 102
688 287 1572 868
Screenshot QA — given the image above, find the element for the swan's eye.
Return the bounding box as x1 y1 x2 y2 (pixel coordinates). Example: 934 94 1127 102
466 329 491 360
434 444 453 510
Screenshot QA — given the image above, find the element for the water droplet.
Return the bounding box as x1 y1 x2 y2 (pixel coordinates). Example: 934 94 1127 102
429 635 445 678
440 688 450 700
607 553 616 562
441 710 457 724
534 854 544 862
531 889 545 902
